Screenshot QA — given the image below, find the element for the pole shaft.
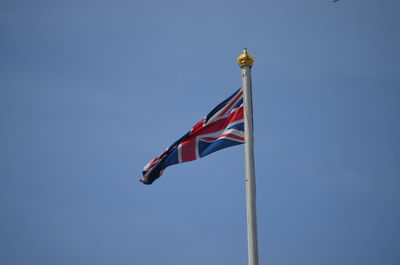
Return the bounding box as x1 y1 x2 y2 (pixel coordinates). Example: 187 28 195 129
241 66 259 265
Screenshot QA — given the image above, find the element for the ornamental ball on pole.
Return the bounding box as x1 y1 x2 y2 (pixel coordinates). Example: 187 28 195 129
237 48 255 68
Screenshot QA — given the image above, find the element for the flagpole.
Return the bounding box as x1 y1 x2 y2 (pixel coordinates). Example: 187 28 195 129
237 48 259 265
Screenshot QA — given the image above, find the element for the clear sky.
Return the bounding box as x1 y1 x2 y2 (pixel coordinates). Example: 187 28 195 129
1 0 399 264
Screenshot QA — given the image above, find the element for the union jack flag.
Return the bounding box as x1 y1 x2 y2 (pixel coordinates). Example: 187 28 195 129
141 88 245 185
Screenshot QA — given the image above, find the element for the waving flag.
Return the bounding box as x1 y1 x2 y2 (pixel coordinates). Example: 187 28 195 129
141 88 245 185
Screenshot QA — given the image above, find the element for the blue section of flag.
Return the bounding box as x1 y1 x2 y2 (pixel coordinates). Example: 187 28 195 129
198 138 243 158
227 122 244 131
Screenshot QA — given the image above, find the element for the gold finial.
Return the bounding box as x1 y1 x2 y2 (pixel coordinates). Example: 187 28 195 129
237 47 255 68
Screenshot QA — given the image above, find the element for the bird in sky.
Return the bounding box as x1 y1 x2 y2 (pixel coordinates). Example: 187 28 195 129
333 0 339 2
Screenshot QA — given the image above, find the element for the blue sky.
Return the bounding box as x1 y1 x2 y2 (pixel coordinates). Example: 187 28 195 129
1 0 399 264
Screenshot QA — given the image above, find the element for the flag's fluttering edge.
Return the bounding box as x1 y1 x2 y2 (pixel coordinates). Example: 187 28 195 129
141 88 245 185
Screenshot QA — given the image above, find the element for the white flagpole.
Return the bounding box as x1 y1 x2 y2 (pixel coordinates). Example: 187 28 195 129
237 48 259 265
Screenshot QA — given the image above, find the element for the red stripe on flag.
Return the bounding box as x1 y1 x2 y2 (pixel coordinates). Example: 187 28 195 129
202 133 245 142
218 91 243 117
195 106 244 136
181 138 197 162
147 157 159 170
191 119 205 134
